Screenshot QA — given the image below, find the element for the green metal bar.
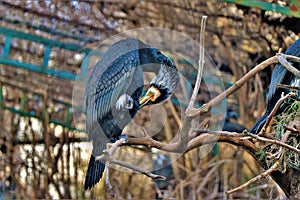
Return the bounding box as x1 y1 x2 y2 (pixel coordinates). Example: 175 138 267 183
4 105 81 131
0 57 77 80
2 81 83 110
79 55 90 82
52 99 83 111
21 92 27 111
42 46 52 67
0 16 100 43
65 107 71 125
223 0 300 18
3 36 12 57
0 26 91 54
0 26 93 81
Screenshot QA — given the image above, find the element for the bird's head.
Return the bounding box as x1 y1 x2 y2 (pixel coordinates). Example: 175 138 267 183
139 48 180 108
139 48 174 68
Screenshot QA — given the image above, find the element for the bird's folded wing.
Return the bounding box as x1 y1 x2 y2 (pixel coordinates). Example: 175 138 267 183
84 52 139 140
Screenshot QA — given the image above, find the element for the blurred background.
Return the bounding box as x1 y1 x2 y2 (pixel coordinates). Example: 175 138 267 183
0 0 299 199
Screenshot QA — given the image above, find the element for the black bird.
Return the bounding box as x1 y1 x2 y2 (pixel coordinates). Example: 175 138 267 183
250 39 300 134
152 154 174 190
222 110 246 133
151 154 174 200
84 38 180 189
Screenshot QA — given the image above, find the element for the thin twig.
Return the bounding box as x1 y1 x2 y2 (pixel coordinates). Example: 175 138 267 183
96 137 166 180
267 130 291 159
186 15 207 114
188 55 279 117
128 136 183 153
278 55 300 79
187 54 299 118
284 125 300 134
259 92 297 136
152 183 163 199
108 157 166 180
95 137 126 161
127 130 258 154
193 128 246 137
226 153 282 195
99 138 127 193
276 83 300 91
176 15 209 153
285 54 300 64
247 132 300 155
108 138 126 155
196 159 230 193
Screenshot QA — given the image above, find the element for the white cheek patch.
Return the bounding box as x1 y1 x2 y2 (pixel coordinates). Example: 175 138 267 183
116 93 133 110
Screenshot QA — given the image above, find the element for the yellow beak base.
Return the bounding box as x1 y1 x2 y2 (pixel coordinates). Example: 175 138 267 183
139 86 161 107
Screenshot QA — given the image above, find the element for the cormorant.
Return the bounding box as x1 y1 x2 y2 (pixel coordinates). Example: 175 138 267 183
250 39 300 134
84 38 180 189
222 110 246 133
151 154 174 200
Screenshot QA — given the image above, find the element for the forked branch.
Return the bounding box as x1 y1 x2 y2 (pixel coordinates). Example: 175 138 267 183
97 20 300 199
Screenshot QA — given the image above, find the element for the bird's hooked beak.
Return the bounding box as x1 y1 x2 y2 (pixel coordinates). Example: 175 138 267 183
139 86 161 107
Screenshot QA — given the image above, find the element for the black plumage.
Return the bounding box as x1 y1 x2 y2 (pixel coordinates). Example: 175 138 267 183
84 38 179 189
222 110 246 133
250 39 300 134
152 154 174 200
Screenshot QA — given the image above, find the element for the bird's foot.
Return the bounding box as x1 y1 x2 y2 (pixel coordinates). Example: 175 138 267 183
111 134 128 143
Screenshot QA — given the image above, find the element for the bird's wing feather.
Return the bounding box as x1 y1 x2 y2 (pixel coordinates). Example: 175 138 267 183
84 51 140 140
85 38 149 91
268 65 288 101
268 39 300 101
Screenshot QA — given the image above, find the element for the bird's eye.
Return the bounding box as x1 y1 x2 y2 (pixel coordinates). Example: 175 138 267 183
156 51 161 55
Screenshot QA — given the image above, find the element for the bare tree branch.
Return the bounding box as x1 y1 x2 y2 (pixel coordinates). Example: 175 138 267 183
258 92 298 136
188 55 280 117
96 138 166 180
127 130 258 155
109 157 166 180
247 132 300 155
186 15 207 114
127 137 183 153
278 55 300 79
103 51 300 198
285 54 300 64
284 125 300 134
226 154 282 195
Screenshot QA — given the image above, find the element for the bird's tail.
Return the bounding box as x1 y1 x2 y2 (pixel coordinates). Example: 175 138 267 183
84 141 107 190
250 112 268 134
